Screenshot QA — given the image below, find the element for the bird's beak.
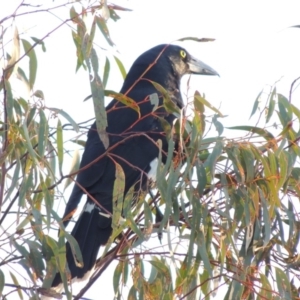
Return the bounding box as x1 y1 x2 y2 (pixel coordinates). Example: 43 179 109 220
188 55 219 76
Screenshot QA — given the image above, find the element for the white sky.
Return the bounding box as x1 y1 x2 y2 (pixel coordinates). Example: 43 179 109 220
1 0 300 299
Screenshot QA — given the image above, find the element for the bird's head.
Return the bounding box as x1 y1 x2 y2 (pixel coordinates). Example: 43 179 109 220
161 44 219 78
126 44 218 83
121 44 218 108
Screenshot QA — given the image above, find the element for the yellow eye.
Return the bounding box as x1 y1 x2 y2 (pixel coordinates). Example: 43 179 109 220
180 50 186 59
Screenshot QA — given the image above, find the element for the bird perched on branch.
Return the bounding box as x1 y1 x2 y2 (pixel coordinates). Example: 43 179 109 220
51 44 218 289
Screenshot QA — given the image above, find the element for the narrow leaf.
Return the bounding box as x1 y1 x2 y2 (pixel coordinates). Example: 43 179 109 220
5 26 20 79
249 90 262 119
0 269 4 296
196 160 207 196
114 55 127 79
266 87 276 123
96 15 115 46
212 114 223 136
194 93 223 116
89 48 108 149
275 267 292 299
10 272 23 299
203 139 223 177
5 80 14 121
197 229 213 277
113 261 123 294
64 231 83 268
177 37 215 42
21 121 39 164
112 162 125 231
56 119 63 172
227 126 274 141
31 36 46 52
150 81 180 115
48 108 79 132
63 149 80 191
102 57 110 88
38 109 48 157
21 39 37 89
107 91 140 117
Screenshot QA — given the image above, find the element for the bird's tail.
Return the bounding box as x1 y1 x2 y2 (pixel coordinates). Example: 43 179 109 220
52 197 112 287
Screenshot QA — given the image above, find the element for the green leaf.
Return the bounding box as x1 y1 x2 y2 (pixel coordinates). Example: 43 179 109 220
56 119 63 172
275 267 292 299
240 145 255 183
224 280 243 300
48 107 79 132
63 149 80 191
227 126 275 141
12 239 30 260
83 18 96 58
38 109 48 157
10 271 23 299
149 258 172 284
196 160 207 196
45 235 65 272
63 231 83 268
128 285 138 300
33 89 44 99
4 156 21 202
278 94 293 127
96 15 115 46
5 26 20 79
16 214 31 233
143 201 153 240
177 37 215 42
249 90 262 119
127 213 144 244
102 57 110 88
20 120 39 165
258 273 273 299
31 36 46 52
107 91 140 117
266 87 276 123
69 6 86 71
27 240 45 278
197 229 213 277
194 93 223 117
150 81 180 115
150 93 159 111
13 98 23 118
226 145 245 183
21 39 37 90
42 183 54 228
114 55 127 79
212 114 223 136
113 261 123 294
5 79 14 121
259 188 271 246
200 269 210 297
194 91 204 113
26 107 36 127
112 162 125 231
0 269 4 296
291 102 300 124
16 66 30 92
203 139 223 177
89 48 108 149
277 150 289 190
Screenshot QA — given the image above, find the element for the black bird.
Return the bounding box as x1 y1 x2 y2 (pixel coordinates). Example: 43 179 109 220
52 44 218 288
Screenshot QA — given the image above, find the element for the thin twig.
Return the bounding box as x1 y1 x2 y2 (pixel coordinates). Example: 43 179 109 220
289 75 300 103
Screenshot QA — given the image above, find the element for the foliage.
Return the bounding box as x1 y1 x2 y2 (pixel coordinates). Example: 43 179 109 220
0 2 299 300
